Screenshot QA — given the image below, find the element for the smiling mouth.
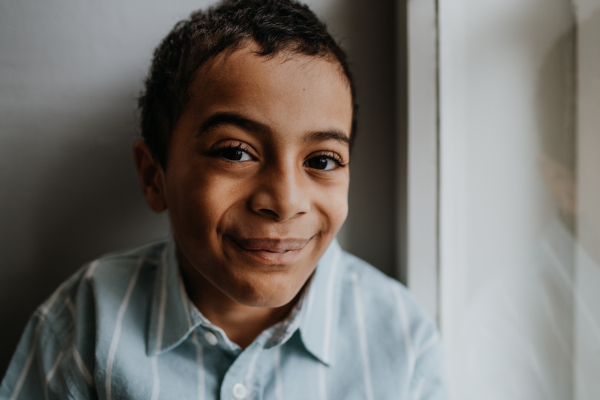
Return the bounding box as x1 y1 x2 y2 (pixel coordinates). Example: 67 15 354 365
227 236 312 264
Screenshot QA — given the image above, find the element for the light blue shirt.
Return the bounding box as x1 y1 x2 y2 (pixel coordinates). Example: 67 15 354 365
0 238 447 400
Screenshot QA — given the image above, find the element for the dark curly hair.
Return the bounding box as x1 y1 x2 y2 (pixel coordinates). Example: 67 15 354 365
138 0 357 169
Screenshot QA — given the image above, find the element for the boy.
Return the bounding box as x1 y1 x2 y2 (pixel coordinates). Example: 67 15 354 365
0 0 446 399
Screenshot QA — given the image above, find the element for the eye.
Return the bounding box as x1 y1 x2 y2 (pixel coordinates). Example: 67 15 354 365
213 144 253 162
304 155 343 171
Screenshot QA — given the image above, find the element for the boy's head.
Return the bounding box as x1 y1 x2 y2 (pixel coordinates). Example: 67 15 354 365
138 0 357 169
134 0 354 309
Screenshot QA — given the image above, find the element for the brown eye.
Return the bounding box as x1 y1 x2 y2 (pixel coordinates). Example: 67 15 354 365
306 156 336 170
217 145 252 161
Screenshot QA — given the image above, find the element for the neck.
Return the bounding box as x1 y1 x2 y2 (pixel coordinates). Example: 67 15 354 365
179 261 300 350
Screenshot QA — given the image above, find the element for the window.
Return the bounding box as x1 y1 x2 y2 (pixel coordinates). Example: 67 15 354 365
405 0 600 398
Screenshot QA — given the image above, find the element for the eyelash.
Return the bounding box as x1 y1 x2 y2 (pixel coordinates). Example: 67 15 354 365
209 142 347 169
209 143 255 162
307 151 347 168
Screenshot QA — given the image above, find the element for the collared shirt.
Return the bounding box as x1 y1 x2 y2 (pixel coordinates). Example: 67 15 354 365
1 238 447 400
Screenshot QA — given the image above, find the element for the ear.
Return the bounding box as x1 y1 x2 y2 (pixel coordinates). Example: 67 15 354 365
134 140 168 213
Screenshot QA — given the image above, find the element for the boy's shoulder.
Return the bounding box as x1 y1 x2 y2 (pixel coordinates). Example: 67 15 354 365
52 237 167 291
37 239 169 340
338 249 439 344
340 249 429 313
1 240 170 398
303 247 445 392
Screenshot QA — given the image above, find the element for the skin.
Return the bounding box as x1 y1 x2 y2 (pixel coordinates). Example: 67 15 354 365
134 43 353 348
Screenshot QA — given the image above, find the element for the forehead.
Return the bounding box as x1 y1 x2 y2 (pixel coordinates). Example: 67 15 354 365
184 44 353 136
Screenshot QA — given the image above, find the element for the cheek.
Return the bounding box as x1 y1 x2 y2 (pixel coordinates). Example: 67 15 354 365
315 181 349 232
329 196 349 230
166 165 248 239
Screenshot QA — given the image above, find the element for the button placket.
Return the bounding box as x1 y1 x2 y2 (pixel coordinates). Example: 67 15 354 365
220 342 264 400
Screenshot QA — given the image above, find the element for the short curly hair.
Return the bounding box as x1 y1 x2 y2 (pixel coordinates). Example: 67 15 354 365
138 0 357 169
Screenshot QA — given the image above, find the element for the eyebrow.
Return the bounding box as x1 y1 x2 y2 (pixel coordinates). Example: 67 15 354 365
198 112 271 137
197 111 350 146
303 130 350 146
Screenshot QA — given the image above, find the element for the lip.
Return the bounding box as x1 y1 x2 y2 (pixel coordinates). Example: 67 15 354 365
226 236 312 265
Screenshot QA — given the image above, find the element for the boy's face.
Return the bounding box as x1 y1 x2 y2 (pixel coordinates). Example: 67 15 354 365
138 44 352 308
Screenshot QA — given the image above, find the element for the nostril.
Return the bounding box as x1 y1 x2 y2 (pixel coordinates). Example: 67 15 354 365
259 209 279 218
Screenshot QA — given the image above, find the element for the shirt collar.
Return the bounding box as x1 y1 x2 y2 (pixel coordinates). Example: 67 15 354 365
146 237 345 366
297 239 344 366
147 237 197 356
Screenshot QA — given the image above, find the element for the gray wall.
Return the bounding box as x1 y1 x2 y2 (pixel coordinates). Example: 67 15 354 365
0 0 397 376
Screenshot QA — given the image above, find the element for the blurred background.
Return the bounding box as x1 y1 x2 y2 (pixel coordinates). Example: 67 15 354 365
438 0 600 398
0 0 400 377
2 0 600 398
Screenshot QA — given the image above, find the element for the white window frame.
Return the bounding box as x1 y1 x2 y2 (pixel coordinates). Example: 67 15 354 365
400 0 441 323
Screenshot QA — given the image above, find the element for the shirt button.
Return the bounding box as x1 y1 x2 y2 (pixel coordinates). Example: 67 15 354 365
232 383 247 399
204 331 218 346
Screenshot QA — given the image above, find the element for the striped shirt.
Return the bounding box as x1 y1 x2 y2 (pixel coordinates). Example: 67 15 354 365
0 238 447 400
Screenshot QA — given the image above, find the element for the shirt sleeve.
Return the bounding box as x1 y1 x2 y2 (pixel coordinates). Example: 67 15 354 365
0 311 90 400
408 332 449 400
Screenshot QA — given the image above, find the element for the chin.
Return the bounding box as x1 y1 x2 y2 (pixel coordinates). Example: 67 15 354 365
223 272 303 308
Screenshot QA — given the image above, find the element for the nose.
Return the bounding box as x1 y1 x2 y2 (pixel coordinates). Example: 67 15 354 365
249 160 311 221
